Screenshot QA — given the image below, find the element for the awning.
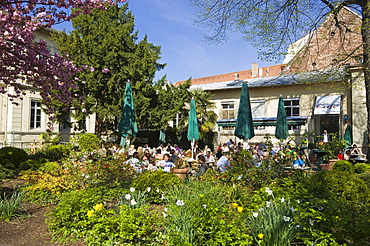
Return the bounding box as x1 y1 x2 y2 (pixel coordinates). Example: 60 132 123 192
314 95 341 115
217 116 307 127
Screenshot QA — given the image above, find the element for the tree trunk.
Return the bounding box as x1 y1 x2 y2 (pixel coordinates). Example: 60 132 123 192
95 114 103 137
361 1 370 147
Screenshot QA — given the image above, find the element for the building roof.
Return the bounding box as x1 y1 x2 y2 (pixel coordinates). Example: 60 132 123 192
175 64 286 86
190 69 346 91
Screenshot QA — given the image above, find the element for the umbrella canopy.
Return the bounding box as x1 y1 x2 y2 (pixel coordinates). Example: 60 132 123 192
187 99 200 142
344 124 352 147
234 83 255 140
275 96 289 139
118 83 138 146
159 129 166 144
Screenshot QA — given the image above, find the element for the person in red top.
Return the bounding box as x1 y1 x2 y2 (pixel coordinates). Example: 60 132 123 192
337 150 344 160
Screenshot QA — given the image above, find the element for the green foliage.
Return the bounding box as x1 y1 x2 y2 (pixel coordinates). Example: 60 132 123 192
84 205 164 245
18 159 43 171
318 133 348 160
164 179 252 245
357 173 370 188
78 133 100 152
0 147 28 169
332 160 354 173
131 171 182 204
247 198 297 245
47 188 108 244
45 144 70 162
52 4 188 135
354 163 369 174
39 132 61 149
117 187 148 209
0 165 15 180
0 191 24 221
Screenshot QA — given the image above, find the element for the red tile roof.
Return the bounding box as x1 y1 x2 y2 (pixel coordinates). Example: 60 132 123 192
175 64 286 86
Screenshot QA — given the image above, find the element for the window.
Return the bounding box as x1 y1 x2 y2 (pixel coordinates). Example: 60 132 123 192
172 113 182 128
30 100 41 129
221 101 235 119
284 98 300 130
251 100 265 118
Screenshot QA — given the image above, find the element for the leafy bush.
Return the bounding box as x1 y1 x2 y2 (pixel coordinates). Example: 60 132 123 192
18 159 43 171
78 133 100 152
0 165 14 180
357 173 370 188
131 171 182 204
332 160 353 173
44 144 70 161
47 188 108 244
0 147 28 169
354 163 369 174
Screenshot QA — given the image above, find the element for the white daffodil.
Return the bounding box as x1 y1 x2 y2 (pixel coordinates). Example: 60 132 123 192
266 201 271 207
203 204 207 209
176 200 185 206
283 216 290 222
164 207 168 212
130 199 137 206
162 212 166 218
258 207 264 212
147 187 151 192
130 187 135 193
265 187 273 196
281 197 285 203
253 212 258 217
125 194 131 200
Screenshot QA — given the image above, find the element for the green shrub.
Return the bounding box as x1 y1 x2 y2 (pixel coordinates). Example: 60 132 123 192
78 133 100 152
44 145 70 161
131 171 182 204
47 188 108 244
332 160 353 173
0 147 28 169
0 164 14 180
354 163 369 174
18 159 42 171
357 173 370 188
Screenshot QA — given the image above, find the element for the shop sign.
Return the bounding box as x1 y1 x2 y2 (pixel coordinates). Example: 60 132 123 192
314 95 341 114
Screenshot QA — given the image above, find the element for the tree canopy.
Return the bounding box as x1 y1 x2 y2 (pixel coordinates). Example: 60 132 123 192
0 0 125 126
53 4 191 136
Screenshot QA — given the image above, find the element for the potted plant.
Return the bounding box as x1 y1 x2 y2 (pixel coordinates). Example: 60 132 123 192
170 158 190 180
318 133 347 170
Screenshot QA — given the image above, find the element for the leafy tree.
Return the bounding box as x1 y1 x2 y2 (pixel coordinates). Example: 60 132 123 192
53 4 190 136
0 0 124 124
191 0 370 141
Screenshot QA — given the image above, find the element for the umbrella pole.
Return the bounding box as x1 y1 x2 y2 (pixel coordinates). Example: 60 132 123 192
191 139 195 159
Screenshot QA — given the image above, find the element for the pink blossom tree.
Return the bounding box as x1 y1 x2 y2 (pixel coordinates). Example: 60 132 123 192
0 0 125 128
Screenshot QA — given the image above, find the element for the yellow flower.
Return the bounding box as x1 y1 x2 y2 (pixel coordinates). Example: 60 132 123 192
231 203 239 209
257 233 264 239
87 209 94 217
93 203 104 211
237 206 244 213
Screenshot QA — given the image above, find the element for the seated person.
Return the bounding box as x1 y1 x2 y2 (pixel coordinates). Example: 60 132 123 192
205 150 215 165
350 144 366 159
292 155 305 168
191 155 209 177
216 153 231 173
126 152 144 173
157 154 175 172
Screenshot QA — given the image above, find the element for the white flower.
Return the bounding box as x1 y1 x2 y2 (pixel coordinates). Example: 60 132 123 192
130 199 137 206
147 187 151 192
309 220 314 226
290 206 295 212
281 197 285 203
266 201 271 207
253 212 258 217
176 200 185 206
296 200 300 204
258 207 264 212
130 187 135 193
164 207 168 212
156 188 160 193
296 225 301 228
283 216 290 222
161 194 165 200
203 204 207 209
318 207 323 211
125 194 131 200
162 212 166 218
265 187 273 196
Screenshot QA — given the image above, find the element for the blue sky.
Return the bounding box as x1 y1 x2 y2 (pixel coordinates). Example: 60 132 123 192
56 0 278 83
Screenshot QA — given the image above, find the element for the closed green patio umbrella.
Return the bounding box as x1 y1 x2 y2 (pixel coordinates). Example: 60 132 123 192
118 82 138 147
187 99 199 159
234 82 255 140
275 96 289 139
159 129 166 144
344 124 352 147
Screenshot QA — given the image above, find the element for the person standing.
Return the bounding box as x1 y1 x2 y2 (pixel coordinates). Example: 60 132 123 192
322 130 331 143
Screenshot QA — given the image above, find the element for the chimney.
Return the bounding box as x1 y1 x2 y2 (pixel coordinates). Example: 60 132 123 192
251 62 258 77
